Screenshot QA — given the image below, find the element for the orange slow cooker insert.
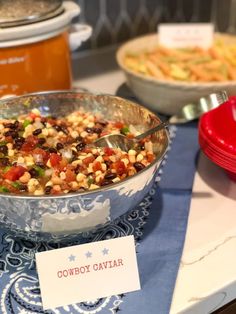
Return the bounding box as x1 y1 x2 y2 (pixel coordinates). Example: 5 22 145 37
0 0 92 98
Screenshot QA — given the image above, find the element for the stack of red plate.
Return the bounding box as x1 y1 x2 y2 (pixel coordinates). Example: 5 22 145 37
199 96 236 182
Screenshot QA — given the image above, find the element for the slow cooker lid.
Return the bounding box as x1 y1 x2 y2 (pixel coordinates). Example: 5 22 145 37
0 0 64 28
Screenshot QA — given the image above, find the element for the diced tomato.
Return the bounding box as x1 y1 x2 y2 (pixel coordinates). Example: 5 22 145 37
50 153 62 167
147 153 155 163
21 135 38 152
47 119 56 125
32 148 49 163
104 147 114 156
5 136 13 143
65 169 76 182
83 148 92 154
28 113 39 120
61 182 71 190
83 156 95 166
58 158 68 171
127 133 135 139
114 121 124 129
4 166 27 181
92 161 102 172
112 161 126 175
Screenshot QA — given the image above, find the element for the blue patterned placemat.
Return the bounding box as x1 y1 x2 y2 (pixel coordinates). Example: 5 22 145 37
0 119 199 314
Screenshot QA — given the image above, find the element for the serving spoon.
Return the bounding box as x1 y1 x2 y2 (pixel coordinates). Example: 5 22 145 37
94 120 169 151
93 91 228 151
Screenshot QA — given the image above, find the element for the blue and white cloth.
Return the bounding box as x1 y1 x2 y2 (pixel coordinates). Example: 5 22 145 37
0 85 199 314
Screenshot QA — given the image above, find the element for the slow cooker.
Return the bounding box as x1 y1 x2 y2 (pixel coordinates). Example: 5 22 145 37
0 0 92 97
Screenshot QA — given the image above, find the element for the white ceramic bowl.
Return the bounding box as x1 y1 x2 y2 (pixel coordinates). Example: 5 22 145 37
116 33 236 115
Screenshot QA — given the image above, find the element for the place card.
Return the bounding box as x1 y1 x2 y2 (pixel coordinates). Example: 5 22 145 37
35 235 140 310
158 23 214 48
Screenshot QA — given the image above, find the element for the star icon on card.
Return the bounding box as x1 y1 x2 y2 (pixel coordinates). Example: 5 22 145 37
102 248 109 255
68 254 76 262
85 251 92 258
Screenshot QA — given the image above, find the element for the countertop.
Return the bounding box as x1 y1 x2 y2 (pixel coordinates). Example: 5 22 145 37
72 52 236 313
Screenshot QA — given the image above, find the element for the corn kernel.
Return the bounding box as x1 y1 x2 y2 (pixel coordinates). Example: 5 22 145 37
8 149 14 157
128 149 137 156
136 154 144 162
76 173 86 182
96 156 103 162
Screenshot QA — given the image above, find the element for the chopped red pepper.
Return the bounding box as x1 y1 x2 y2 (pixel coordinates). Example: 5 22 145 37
114 121 124 129
112 161 126 175
32 148 49 163
50 153 62 167
28 113 39 120
4 166 27 181
58 158 68 171
147 153 155 163
83 156 95 166
65 169 76 182
104 147 114 156
93 161 102 172
21 135 38 152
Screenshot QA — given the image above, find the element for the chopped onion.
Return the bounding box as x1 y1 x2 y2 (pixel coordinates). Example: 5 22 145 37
47 137 55 146
61 149 73 159
17 162 27 167
45 169 53 177
33 153 43 163
34 121 44 129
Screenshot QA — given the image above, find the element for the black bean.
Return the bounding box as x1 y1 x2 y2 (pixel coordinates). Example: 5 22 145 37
134 162 145 172
85 127 94 133
4 130 18 138
53 125 62 132
101 180 112 186
35 162 45 168
4 122 15 129
13 142 23 150
93 127 102 134
19 185 28 192
0 145 8 155
29 168 38 178
56 143 64 150
33 129 42 136
72 150 77 156
0 158 10 166
75 136 83 142
41 146 49 151
104 172 117 180
45 186 52 195
74 165 81 174
76 142 86 151
49 147 57 153
14 121 20 129
104 160 112 168
38 138 46 145
71 156 78 162
97 120 108 126
15 137 25 144
59 125 68 135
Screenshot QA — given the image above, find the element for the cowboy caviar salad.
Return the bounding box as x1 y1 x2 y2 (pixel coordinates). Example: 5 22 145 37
0 108 155 195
